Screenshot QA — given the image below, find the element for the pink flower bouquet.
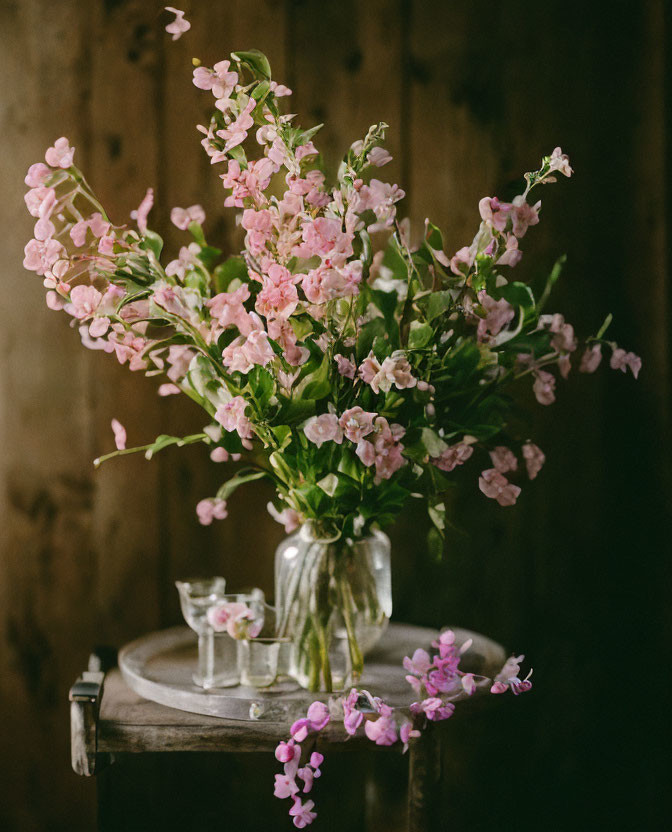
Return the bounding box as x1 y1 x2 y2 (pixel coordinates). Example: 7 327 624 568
23 45 639 691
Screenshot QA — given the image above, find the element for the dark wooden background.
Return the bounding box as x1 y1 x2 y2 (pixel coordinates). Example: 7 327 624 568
0 1 668 829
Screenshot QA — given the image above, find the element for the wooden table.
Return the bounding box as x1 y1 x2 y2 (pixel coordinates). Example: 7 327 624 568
70 623 505 831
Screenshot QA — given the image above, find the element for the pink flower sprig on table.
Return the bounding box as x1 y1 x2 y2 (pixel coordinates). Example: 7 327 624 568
272 629 531 826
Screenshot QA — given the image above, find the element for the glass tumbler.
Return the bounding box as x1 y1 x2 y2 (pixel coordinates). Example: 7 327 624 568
238 638 290 688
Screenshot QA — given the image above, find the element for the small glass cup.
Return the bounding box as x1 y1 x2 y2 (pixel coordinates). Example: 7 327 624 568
176 577 228 689
238 637 291 688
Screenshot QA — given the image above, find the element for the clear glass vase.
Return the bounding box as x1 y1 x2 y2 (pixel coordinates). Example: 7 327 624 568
274 524 392 692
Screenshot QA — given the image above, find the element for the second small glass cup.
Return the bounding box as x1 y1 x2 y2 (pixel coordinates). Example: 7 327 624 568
238 637 291 688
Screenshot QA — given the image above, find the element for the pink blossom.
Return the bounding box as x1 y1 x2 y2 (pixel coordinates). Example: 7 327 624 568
295 217 353 263
275 740 299 764
45 137 75 168
491 655 533 695
24 186 55 218
533 370 556 405
358 350 416 394
196 498 228 526
510 195 540 238
476 291 515 342
309 752 323 771
208 601 260 639
478 468 521 507
539 313 577 352
354 179 405 230
131 188 154 234
334 354 356 379
158 383 181 396
256 281 299 320
489 446 518 473
193 60 238 101
164 7 190 40
522 442 545 480
289 797 317 829
431 442 473 472
69 285 102 319
548 147 573 178
270 80 292 97
403 648 432 676
23 238 63 274
355 439 376 467
478 196 510 233
579 344 602 373
25 163 50 187
462 673 476 696
89 317 110 338
46 291 64 311
303 413 343 448
400 721 421 753
297 767 315 793
364 715 398 746
170 204 206 229
610 347 641 379
339 406 376 443
207 285 253 335
217 99 255 151
496 234 522 267
450 245 474 276
367 146 392 167
295 141 318 161
479 195 540 238
215 396 254 446
343 689 364 736
267 502 301 533
242 329 275 366
166 344 194 382
306 701 330 731
111 418 126 450
274 773 299 799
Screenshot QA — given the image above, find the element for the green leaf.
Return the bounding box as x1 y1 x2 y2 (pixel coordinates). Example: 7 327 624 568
213 256 248 293
337 447 361 481
271 425 292 450
270 451 295 484
427 526 444 561
428 501 446 532
296 123 324 146
143 433 207 460
426 290 453 322
247 366 274 404
216 469 269 501
300 353 331 400
252 80 271 101
197 244 222 272
408 321 433 349
187 221 207 247
537 254 566 311
231 49 272 79
317 474 339 496
139 230 163 259
596 312 613 340
424 220 445 252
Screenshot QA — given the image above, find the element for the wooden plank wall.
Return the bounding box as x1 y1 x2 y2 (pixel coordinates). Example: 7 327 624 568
0 1 668 829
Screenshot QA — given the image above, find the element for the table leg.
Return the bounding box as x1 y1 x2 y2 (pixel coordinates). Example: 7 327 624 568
407 724 442 832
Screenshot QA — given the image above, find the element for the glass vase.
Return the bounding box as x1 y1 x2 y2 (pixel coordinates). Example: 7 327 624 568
274 524 392 692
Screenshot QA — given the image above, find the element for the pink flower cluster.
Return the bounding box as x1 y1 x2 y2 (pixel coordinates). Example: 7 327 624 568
206 600 261 638
303 407 406 482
